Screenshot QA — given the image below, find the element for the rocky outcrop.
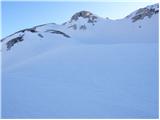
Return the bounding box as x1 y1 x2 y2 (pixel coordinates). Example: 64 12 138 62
68 24 77 30
38 33 44 38
126 3 159 22
1 28 37 42
80 25 87 30
6 35 24 50
132 8 158 22
70 11 97 24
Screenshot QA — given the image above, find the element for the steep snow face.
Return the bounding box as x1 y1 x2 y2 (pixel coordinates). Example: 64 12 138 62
1 3 159 118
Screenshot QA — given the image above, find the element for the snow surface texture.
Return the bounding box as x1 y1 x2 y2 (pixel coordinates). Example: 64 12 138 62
1 3 159 118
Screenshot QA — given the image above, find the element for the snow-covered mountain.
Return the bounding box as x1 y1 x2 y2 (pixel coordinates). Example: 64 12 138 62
2 3 159 118
2 3 159 49
1 3 159 68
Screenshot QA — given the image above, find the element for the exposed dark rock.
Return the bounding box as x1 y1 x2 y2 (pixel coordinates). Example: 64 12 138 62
1 27 37 42
71 11 92 21
45 30 70 38
70 11 97 24
80 25 87 30
88 17 97 24
18 27 37 33
62 22 67 25
28 28 37 33
155 10 159 14
1 23 56 42
68 24 77 30
38 33 44 38
139 25 142 28
132 6 159 22
6 35 24 50
125 14 132 19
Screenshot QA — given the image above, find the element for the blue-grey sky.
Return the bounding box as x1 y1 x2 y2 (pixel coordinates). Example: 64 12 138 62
1 1 155 38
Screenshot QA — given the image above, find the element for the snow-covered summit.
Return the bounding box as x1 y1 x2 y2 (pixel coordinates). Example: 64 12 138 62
63 10 100 30
126 3 159 22
70 10 98 23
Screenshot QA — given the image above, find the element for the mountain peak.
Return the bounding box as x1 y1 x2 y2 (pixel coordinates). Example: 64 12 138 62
70 10 98 22
126 3 159 22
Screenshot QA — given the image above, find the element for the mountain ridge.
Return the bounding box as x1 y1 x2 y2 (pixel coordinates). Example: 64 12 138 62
1 3 159 51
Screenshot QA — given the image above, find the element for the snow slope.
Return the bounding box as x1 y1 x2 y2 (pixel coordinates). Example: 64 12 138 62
1 3 159 118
